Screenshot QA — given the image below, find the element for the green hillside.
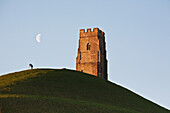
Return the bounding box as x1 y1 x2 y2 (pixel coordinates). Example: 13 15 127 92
0 69 169 113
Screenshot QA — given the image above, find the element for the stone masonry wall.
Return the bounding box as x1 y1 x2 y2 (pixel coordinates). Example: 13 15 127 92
76 28 108 80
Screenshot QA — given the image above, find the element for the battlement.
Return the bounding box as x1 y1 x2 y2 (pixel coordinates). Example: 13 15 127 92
80 28 105 37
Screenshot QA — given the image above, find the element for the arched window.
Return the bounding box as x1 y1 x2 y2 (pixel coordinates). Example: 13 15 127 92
87 43 89 50
87 43 90 50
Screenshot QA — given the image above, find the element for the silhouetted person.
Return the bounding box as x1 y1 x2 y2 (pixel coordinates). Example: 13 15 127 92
29 63 33 69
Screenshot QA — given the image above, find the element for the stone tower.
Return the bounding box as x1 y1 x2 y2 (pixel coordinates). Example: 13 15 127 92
76 28 108 80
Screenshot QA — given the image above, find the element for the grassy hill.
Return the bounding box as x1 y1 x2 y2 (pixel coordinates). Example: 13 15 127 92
0 69 169 113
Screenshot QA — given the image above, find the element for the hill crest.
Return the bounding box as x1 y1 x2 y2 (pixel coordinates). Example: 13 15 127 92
0 69 169 113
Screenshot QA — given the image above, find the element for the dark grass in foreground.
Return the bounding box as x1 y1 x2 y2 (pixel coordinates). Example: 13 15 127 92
0 69 169 113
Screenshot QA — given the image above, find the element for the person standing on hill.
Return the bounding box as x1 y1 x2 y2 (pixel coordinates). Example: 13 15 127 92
29 63 33 69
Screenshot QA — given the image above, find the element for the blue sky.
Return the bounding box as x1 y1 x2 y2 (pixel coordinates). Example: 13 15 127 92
0 0 170 110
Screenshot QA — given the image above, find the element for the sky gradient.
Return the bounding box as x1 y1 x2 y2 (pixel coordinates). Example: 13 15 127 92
0 0 170 110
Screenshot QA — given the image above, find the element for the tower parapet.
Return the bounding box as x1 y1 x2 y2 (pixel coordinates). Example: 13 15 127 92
76 27 108 80
80 28 105 40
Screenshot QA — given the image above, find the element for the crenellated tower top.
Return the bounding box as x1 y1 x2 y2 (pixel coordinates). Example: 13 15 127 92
80 28 105 39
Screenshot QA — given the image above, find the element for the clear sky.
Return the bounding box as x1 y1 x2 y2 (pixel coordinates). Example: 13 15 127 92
0 0 170 110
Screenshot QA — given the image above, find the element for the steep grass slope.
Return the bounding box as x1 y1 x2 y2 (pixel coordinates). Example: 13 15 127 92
0 69 169 113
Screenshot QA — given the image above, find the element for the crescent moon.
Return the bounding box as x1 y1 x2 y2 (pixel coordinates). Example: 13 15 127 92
36 34 41 43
